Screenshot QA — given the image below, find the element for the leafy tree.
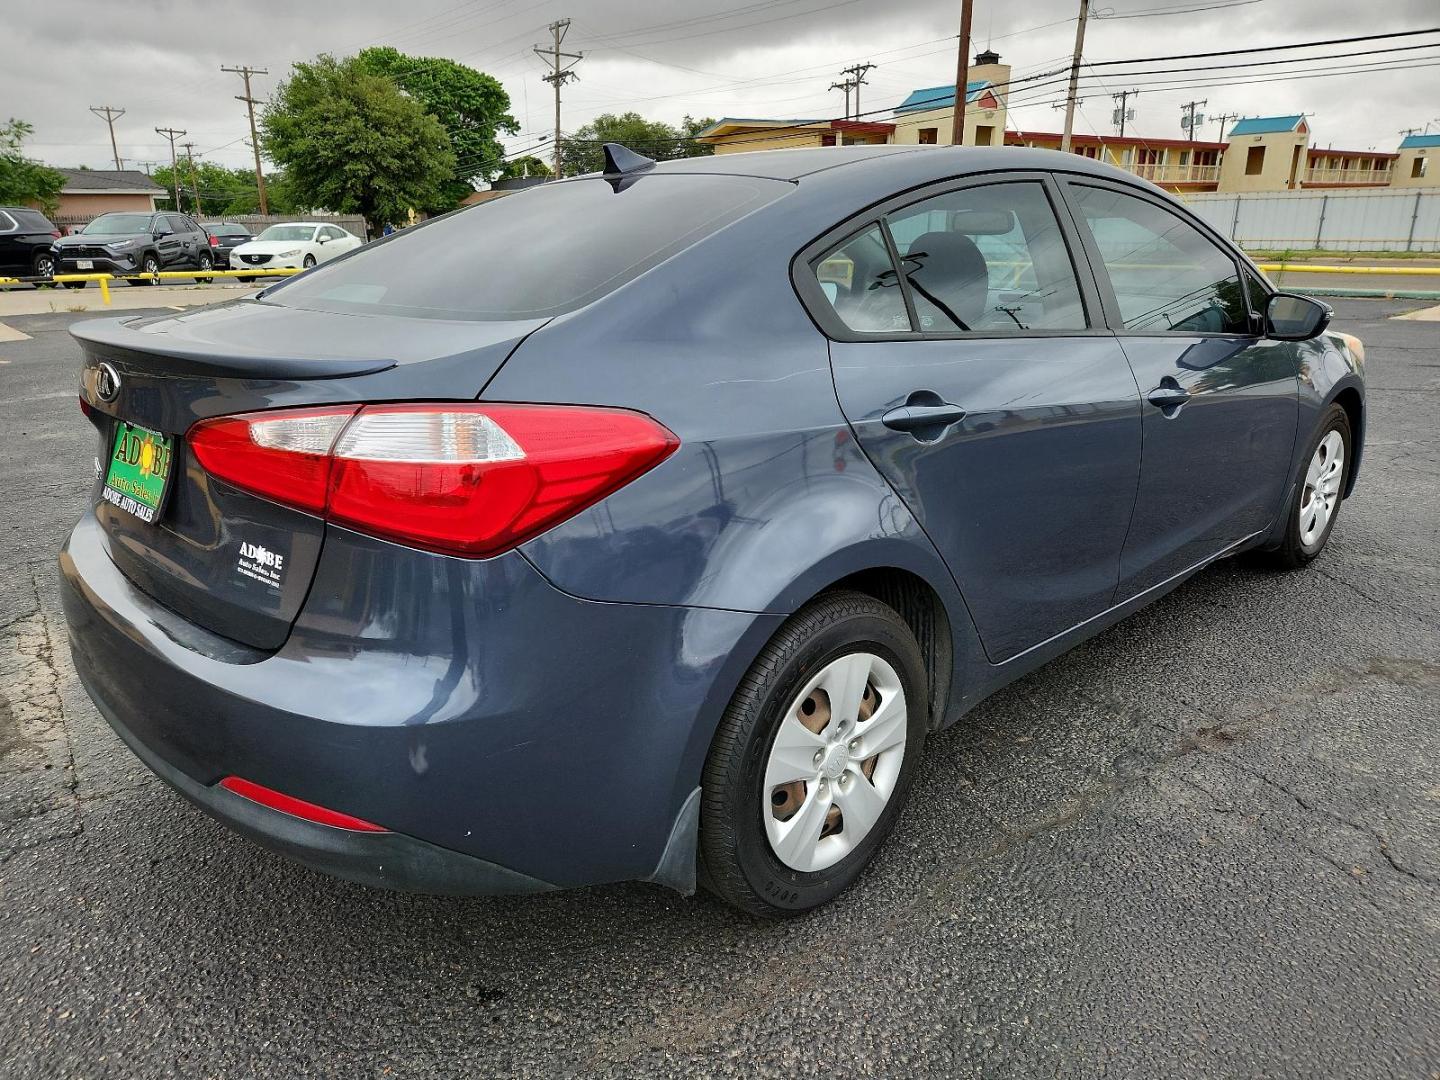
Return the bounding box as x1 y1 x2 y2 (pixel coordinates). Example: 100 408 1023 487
496 155 552 181
0 119 65 212
358 46 518 207
153 161 258 215
558 112 715 177
261 54 456 234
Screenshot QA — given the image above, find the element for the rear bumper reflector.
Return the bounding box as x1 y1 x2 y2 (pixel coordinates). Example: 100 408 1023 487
218 776 390 833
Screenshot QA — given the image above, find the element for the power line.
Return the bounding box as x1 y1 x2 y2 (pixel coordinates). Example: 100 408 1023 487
221 65 271 215
535 19 583 177
88 105 126 171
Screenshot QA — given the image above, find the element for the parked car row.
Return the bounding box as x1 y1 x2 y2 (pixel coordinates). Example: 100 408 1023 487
1 207 362 287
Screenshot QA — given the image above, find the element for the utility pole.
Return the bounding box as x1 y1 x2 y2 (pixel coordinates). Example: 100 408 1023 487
950 0 975 145
222 65 270 214
1211 111 1238 142
534 20 582 177
1060 0 1090 153
89 105 126 171
840 63 874 120
829 79 857 119
1111 89 1139 138
154 127 186 210
136 160 161 176
182 142 203 216
1180 99 1208 139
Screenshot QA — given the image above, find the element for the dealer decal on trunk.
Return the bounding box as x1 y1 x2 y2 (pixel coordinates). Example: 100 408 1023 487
236 541 286 590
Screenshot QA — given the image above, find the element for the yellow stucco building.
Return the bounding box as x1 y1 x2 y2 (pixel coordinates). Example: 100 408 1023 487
1393 134 1440 188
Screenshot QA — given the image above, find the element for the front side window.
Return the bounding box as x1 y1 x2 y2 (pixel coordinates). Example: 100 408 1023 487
1070 185 1248 334
886 182 1087 332
814 224 910 334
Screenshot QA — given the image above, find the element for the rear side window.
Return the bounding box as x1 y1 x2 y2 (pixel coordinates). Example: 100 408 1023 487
265 175 784 321
815 225 910 333
886 182 1086 332
1069 185 1248 334
0 211 16 232
14 209 52 231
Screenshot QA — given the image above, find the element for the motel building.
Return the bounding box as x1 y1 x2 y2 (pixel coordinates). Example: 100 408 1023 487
694 53 1424 196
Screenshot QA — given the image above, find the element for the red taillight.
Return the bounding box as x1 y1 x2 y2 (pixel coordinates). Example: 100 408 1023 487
208 234 220 246
50 230 62 240
187 403 679 557
218 776 389 832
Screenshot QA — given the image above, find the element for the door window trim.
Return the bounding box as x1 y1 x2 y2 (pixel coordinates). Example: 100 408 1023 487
791 171 1111 343
1054 176 1261 340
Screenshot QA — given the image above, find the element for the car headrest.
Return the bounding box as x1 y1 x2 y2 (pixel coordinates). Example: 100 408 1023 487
905 231 989 326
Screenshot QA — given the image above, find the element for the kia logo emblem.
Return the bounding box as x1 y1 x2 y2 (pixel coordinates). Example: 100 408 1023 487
96 362 121 402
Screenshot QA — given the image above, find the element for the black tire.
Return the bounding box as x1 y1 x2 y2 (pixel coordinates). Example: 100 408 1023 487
194 251 213 283
32 252 56 287
127 253 161 285
302 254 316 269
236 275 256 284
62 280 86 290
1257 403 1352 570
699 590 929 917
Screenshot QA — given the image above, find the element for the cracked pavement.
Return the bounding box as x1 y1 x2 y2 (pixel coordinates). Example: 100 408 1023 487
1 301 1437 1078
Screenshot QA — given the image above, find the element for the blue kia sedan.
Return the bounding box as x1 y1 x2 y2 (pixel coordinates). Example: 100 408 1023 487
60 144 1364 915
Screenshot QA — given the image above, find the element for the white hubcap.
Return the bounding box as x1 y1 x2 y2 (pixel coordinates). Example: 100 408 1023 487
1299 430 1344 548
762 651 907 873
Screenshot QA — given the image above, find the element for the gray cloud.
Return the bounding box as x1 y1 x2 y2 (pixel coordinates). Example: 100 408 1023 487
6 0 1437 173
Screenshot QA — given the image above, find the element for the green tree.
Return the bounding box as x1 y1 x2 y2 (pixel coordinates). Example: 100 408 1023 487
358 46 518 207
0 119 65 212
153 161 258 215
261 54 456 234
558 112 715 177
496 155 552 181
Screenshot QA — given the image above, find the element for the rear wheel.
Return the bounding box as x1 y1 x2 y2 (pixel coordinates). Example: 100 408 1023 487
32 252 56 287
1259 403 1351 569
194 251 213 283
62 280 86 290
236 275 255 284
699 591 928 916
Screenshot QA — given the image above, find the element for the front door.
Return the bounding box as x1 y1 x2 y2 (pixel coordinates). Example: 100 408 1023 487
1062 180 1298 599
812 177 1143 663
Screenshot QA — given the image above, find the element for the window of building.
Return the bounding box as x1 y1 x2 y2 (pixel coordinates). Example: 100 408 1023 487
918 128 938 145
1070 184 1248 334
1414 156 1429 179
813 224 910 334
884 181 1087 332
974 125 994 146
1245 146 1266 175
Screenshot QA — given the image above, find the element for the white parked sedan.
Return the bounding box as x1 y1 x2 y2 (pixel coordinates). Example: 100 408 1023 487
229 222 362 278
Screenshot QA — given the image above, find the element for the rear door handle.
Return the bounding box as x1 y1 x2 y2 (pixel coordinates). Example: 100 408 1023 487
1146 380 1190 411
881 401 968 436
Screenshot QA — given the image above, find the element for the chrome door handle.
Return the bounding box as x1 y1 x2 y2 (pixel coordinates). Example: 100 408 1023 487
1146 379 1190 411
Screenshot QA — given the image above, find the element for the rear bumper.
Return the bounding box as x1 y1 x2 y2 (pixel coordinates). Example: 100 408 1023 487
61 511 775 894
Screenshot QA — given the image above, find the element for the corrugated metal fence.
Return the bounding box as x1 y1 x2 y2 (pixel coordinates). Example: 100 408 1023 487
1178 188 1440 253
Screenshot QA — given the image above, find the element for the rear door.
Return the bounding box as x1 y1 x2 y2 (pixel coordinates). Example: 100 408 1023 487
0 210 23 274
1059 180 1298 599
806 175 1143 663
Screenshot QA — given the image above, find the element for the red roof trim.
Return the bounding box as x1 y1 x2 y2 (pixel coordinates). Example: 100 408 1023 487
1306 148 1399 160
1005 130 1228 151
830 120 896 134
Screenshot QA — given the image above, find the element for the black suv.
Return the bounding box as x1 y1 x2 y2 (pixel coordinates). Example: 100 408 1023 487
52 211 215 286
0 206 62 283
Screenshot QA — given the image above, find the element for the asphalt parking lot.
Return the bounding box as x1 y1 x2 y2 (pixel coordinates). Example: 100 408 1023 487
1 299 1437 1078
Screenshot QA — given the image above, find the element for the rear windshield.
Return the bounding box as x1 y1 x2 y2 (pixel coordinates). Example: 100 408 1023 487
263 174 785 321
208 224 249 236
84 213 154 235
257 225 317 242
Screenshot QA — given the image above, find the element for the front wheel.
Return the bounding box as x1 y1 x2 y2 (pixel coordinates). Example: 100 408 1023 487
1258 403 1352 569
302 254 316 269
699 590 928 916
127 253 161 285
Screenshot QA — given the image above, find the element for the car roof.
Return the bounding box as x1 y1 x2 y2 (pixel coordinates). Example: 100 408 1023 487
618 144 1165 191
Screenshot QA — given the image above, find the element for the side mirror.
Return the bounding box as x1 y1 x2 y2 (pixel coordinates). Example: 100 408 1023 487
1266 293 1332 341
317 235 329 244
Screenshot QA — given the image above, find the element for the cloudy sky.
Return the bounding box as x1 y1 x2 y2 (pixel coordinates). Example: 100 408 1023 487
7 0 1438 176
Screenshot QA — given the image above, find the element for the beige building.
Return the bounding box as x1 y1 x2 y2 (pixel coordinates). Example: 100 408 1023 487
48 168 164 218
1005 131 1224 192
1215 115 1312 192
1392 134 1440 188
695 118 893 154
888 50 1010 148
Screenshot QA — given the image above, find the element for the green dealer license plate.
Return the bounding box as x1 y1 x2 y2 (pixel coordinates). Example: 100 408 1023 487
102 422 174 524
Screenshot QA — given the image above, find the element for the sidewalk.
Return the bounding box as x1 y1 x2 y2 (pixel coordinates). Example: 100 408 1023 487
0 281 257 319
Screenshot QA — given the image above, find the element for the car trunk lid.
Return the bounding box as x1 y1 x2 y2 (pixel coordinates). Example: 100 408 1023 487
74 300 545 651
